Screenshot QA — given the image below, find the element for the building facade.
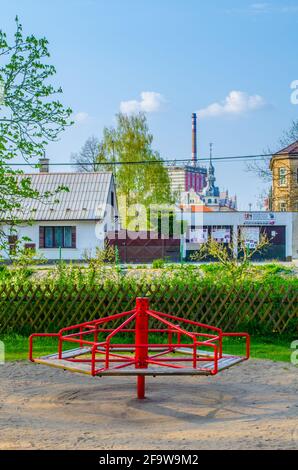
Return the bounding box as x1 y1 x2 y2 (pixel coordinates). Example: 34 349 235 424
176 210 294 261
270 141 298 212
1 170 119 261
167 165 207 197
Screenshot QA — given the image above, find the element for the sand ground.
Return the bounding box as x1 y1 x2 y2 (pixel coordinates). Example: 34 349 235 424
0 359 297 450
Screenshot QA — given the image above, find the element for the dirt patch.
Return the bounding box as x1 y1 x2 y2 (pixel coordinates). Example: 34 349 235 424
0 360 297 450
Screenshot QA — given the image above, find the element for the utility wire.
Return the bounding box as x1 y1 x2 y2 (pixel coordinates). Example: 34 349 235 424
4 152 287 167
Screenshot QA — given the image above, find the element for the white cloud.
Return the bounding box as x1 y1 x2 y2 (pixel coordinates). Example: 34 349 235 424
74 112 89 123
249 2 298 13
197 91 267 118
227 3 298 15
250 3 270 12
120 91 164 114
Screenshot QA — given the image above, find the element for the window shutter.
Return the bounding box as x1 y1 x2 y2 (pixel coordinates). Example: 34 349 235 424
39 227 45 248
71 226 76 248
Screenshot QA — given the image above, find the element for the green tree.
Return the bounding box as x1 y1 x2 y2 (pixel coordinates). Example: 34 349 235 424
0 18 72 252
73 113 173 229
102 113 172 209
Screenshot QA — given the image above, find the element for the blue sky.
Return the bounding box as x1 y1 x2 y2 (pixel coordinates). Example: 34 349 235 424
1 0 298 209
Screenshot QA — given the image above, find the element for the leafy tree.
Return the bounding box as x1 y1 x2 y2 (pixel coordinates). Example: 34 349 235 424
0 17 72 253
102 113 172 208
74 113 173 229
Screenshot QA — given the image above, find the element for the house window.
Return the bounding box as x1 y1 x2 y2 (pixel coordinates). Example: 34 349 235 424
278 167 287 186
40 226 75 248
111 191 114 208
279 201 287 212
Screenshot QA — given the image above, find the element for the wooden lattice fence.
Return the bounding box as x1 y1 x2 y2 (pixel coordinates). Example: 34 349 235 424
0 282 297 334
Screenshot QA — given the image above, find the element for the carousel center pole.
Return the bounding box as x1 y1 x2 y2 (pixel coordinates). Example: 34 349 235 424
135 297 149 399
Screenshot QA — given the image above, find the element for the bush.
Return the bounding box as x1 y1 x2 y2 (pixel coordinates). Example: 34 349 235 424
0 263 296 335
152 258 166 269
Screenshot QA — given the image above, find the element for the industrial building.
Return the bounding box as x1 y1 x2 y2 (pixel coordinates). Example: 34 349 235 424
168 113 237 210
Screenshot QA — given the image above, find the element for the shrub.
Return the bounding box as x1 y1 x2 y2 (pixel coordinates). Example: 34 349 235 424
152 258 166 269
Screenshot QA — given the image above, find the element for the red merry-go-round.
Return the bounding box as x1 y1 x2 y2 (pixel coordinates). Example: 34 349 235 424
29 297 250 399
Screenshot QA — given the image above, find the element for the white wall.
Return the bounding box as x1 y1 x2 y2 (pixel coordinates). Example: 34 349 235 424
293 212 298 259
1 219 110 261
1 174 120 262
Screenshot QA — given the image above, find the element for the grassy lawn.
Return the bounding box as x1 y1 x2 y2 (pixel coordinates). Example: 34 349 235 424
1 333 295 363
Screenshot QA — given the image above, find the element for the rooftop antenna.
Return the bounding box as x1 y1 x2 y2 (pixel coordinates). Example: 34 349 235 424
192 113 197 167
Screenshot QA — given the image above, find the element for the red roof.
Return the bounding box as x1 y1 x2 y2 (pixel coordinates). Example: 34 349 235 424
274 140 298 156
179 204 213 212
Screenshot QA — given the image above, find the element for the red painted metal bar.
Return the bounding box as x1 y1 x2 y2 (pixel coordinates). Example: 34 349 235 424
91 344 97 376
146 359 186 369
59 309 136 334
60 337 106 346
135 298 149 399
97 342 198 348
148 312 197 341
94 349 136 361
105 341 110 369
148 348 172 359
95 359 137 375
104 313 137 369
58 332 62 359
222 332 250 359
147 309 222 334
29 333 60 362
106 313 137 342
79 326 83 348
193 342 197 368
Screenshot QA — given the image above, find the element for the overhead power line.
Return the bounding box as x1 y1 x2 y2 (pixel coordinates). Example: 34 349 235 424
4 153 283 167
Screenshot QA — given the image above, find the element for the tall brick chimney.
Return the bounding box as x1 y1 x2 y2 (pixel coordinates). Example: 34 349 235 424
192 112 197 166
38 157 50 173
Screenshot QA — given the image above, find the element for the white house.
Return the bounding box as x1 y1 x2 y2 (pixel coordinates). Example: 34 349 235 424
1 168 119 261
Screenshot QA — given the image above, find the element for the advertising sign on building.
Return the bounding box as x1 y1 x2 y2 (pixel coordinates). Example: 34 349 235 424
189 228 208 244
211 228 231 243
243 212 275 225
241 227 260 249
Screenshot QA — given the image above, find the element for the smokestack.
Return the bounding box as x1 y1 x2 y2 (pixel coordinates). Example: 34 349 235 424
192 112 197 166
38 157 50 173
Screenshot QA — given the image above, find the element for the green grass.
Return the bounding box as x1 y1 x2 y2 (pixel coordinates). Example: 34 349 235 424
1 333 295 363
